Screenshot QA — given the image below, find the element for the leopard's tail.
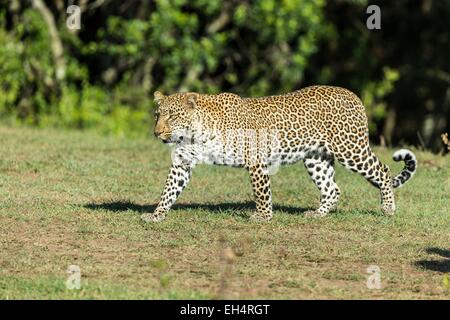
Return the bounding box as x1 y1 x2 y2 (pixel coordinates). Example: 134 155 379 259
392 149 417 188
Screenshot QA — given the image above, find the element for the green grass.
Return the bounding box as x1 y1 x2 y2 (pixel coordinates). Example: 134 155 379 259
0 126 449 299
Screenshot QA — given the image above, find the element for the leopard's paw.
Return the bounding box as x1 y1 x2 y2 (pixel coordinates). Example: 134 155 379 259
250 212 272 222
381 205 395 216
304 210 327 218
141 212 166 223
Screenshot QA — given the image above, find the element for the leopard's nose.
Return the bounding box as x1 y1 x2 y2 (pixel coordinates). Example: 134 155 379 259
154 128 163 138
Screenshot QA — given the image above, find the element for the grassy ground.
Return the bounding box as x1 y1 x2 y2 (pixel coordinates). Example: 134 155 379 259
0 126 449 300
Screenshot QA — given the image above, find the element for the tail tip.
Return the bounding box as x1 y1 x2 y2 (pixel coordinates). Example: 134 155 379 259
392 149 416 162
392 149 417 189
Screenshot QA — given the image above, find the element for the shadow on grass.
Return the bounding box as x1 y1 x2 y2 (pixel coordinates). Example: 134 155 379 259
83 200 381 217
415 247 450 273
83 200 310 216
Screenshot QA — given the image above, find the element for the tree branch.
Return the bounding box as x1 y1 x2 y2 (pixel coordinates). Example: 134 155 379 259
32 0 66 82
206 2 232 34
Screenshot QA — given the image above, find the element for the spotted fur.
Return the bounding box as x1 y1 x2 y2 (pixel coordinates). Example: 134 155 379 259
141 86 417 222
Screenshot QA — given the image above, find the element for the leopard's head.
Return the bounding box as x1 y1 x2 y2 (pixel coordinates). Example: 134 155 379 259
153 91 200 144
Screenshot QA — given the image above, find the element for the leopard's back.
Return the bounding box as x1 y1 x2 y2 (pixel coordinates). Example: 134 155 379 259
203 85 369 165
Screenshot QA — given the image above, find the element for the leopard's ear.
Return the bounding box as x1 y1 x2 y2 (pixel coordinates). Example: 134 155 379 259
154 91 164 104
185 92 198 110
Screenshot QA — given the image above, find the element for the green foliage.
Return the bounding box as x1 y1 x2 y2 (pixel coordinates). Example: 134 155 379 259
0 0 331 135
0 12 25 118
362 67 400 133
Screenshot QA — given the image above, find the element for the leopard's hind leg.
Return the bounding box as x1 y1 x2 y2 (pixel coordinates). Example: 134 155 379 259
334 146 395 215
303 152 340 217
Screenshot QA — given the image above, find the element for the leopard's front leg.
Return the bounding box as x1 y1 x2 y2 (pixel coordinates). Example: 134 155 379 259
141 163 192 222
248 163 273 221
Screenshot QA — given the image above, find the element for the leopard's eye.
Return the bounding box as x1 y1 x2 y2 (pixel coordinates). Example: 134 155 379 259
168 113 179 120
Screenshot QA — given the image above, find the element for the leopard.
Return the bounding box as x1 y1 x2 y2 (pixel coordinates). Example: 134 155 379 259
141 85 417 222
